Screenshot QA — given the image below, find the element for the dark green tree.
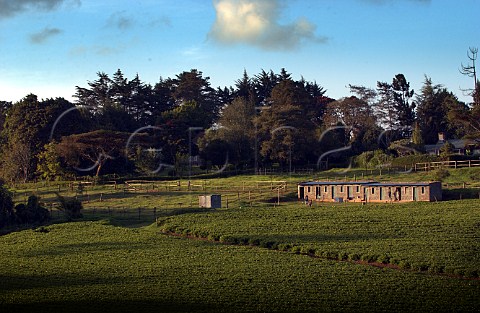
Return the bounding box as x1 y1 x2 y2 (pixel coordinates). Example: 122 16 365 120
0 180 14 228
36 142 65 181
74 72 113 111
171 69 220 125
415 76 463 144
234 69 256 102
56 130 146 177
256 79 318 166
376 74 415 131
158 101 208 164
253 69 279 106
1 95 84 181
199 97 256 167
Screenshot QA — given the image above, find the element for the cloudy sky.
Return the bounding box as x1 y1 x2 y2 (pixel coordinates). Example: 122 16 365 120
0 0 478 104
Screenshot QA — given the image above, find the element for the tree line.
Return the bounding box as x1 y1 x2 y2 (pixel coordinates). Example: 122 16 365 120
0 52 479 182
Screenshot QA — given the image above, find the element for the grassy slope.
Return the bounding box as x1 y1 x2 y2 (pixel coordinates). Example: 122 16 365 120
0 221 479 313
2 169 480 311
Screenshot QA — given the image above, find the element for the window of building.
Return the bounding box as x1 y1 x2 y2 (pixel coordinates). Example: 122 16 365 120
340 186 344 192
308 187 311 192
324 186 327 193
371 188 375 194
356 186 360 193
421 186 425 194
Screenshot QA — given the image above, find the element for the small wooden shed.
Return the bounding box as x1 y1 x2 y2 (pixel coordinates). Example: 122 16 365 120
199 195 222 208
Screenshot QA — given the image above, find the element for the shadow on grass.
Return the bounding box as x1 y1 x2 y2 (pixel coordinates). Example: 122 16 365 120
442 188 480 200
1 300 215 313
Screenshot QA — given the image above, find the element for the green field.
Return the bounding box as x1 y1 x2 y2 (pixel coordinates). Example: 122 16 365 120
1 170 480 312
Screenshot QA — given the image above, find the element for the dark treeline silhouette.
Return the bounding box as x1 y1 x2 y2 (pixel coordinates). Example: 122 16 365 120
0 65 479 182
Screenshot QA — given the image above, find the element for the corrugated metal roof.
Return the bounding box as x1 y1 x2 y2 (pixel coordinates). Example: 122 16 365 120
299 181 376 186
366 182 433 187
299 181 439 187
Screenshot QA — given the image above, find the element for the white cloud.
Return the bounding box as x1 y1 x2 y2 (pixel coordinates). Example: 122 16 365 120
208 0 327 51
29 27 62 44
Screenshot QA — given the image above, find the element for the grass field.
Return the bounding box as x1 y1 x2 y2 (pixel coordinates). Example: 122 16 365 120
158 200 480 277
1 169 480 312
0 221 479 312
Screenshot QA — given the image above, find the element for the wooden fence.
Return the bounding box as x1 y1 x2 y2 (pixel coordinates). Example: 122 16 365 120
415 160 480 171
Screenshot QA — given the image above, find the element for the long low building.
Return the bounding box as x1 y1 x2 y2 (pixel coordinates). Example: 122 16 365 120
298 181 442 203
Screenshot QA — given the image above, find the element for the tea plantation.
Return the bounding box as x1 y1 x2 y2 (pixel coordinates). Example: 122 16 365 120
0 220 479 312
1 171 479 312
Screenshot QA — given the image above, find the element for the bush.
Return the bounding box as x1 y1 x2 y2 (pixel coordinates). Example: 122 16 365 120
219 235 237 244
348 253 360 261
398 261 411 270
338 252 349 261
431 168 450 181
277 243 292 251
291 246 302 254
56 193 83 221
390 154 439 168
0 181 14 228
376 254 390 264
248 238 260 246
15 195 50 224
360 254 377 263
354 150 393 169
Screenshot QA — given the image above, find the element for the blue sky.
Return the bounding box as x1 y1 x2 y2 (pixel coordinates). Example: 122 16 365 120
0 0 478 104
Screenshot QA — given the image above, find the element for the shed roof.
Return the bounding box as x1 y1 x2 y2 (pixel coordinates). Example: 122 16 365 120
366 182 434 187
299 181 439 187
299 181 376 186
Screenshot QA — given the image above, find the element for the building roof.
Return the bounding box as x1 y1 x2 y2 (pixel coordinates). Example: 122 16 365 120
425 139 478 151
299 181 439 187
299 181 376 186
366 182 435 187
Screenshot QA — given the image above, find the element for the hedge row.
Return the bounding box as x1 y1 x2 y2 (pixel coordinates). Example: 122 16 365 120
160 224 479 279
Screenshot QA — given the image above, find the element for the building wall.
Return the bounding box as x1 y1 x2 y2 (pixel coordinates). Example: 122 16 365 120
299 184 366 203
298 182 442 203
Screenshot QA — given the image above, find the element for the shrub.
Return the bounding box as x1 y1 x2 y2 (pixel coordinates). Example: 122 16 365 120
360 254 377 263
398 261 411 270
390 154 438 168
453 268 465 276
376 254 390 264
209 233 220 241
238 237 249 245
15 195 50 224
248 238 260 246
56 193 83 221
431 168 450 181
277 243 292 251
0 181 15 228
464 270 478 278
348 253 360 261
338 252 349 261
219 235 237 244
291 246 302 254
